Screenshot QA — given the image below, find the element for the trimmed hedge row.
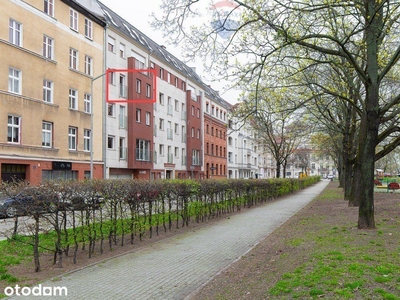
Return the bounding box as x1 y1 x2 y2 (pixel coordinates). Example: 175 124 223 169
0 176 320 271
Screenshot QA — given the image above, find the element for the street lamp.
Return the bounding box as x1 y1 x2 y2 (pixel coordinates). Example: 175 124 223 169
90 73 106 179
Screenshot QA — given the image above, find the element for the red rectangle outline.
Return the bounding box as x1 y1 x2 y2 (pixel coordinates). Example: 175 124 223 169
106 68 157 103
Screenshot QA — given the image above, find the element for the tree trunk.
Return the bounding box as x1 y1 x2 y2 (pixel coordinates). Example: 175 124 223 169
357 0 382 229
276 161 281 178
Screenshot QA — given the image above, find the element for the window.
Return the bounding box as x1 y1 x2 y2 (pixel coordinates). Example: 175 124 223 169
159 67 164 79
197 129 200 139
136 109 141 123
174 123 179 134
108 36 115 52
159 118 164 130
136 139 150 161
8 68 21 94
197 108 200 118
175 99 179 111
107 135 115 149
43 35 53 59
146 112 151 126
84 93 91 113
119 74 126 98
167 72 171 83
136 79 141 93
119 43 125 58
84 129 91 152
44 0 54 17
146 84 151 97
69 89 78 110
69 8 78 31
68 127 77 150
7 115 20 143
84 55 92 75
159 93 164 105
109 72 115 85
175 77 178 87
159 144 164 156
119 106 126 128
9 19 22 46
191 127 194 138
119 138 126 159
175 147 179 157
43 80 53 103
69 48 78 69
132 51 146 69
42 122 52 147
84 18 92 39
191 106 195 116
108 103 115 116
192 150 200 165
206 103 209 113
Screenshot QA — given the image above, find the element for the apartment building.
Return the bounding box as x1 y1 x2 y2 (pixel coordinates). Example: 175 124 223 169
0 0 105 184
227 105 259 179
204 87 230 179
99 3 205 180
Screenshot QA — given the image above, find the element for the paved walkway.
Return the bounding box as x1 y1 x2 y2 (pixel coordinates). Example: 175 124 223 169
8 180 329 300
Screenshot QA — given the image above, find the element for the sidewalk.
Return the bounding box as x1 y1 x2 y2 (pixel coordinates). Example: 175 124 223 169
9 180 329 300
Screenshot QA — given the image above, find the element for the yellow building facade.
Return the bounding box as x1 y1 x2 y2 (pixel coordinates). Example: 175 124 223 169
0 0 105 184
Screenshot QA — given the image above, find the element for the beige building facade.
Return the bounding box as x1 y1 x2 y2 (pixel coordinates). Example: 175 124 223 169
0 0 105 184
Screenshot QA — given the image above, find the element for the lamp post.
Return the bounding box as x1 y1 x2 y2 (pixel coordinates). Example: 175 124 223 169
90 73 106 179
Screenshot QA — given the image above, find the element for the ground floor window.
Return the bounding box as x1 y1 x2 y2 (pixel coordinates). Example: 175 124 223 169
42 170 78 181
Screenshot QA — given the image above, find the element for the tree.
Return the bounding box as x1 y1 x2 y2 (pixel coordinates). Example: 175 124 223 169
153 0 400 229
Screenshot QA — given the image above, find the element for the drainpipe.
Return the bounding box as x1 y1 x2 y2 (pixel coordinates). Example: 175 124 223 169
102 24 108 179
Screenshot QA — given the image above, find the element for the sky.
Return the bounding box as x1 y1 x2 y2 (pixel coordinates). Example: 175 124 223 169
99 0 241 103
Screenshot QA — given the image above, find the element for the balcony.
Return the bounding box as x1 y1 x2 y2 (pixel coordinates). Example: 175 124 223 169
136 148 151 161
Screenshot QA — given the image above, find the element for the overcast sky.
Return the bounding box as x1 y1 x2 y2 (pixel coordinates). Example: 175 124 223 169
99 0 240 103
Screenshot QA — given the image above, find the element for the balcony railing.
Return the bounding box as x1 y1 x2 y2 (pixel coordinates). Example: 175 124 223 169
181 135 186 143
119 147 127 160
181 155 186 165
119 114 127 129
136 148 151 161
154 125 157 137
119 85 127 98
167 128 173 140
181 110 186 120
167 104 173 116
167 153 174 164
153 151 157 164
192 156 200 166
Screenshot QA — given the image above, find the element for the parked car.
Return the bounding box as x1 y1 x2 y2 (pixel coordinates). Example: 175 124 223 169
0 188 60 218
327 174 334 180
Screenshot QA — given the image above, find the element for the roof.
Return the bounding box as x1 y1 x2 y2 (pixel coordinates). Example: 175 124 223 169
97 1 232 109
